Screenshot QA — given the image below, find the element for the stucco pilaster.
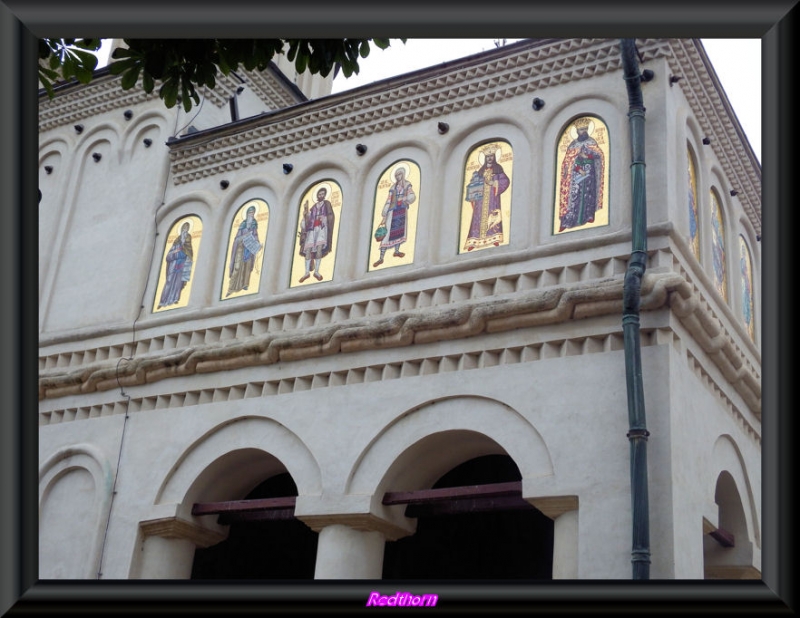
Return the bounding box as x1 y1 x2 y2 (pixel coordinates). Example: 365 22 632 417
527 495 579 579
312 523 387 579
133 516 226 579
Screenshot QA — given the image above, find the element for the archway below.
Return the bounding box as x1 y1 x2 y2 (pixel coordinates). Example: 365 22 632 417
191 473 318 579
703 471 759 579
382 454 554 579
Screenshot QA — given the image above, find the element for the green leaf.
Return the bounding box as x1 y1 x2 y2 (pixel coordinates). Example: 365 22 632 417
295 51 308 73
143 52 166 80
108 58 138 76
199 62 217 89
38 65 57 97
74 65 94 84
40 79 55 99
286 40 300 61
121 66 141 90
142 71 154 93
111 47 135 60
160 78 179 108
240 49 256 71
73 38 102 52
71 48 99 71
61 55 76 80
217 50 231 75
39 37 402 110
38 66 59 80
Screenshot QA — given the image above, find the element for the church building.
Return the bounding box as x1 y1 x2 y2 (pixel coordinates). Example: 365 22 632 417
37 38 761 581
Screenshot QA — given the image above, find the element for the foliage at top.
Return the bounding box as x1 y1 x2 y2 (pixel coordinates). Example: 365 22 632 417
38 38 103 95
38 38 403 112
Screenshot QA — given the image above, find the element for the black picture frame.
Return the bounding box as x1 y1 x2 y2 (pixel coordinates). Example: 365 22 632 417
2 1 794 614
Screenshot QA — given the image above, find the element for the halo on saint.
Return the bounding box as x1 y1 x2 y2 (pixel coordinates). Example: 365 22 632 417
313 182 332 199
392 163 409 179
477 142 502 166
569 117 595 140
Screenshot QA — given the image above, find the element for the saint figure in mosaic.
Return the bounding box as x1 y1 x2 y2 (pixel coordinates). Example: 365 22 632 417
556 116 607 233
154 215 202 312
687 147 700 259
462 142 511 252
292 181 341 286
740 235 755 341
710 191 727 301
225 200 267 298
372 162 417 268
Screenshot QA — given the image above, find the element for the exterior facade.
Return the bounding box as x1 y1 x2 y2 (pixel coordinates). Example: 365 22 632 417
38 38 761 581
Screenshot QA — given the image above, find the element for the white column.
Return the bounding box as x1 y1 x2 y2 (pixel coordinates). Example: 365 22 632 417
133 517 226 579
551 509 579 579
138 535 197 579
313 524 386 579
527 495 579 579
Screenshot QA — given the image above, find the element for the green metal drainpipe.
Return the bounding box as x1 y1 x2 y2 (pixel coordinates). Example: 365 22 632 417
619 38 651 580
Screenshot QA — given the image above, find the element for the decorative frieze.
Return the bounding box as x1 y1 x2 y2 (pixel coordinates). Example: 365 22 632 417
39 74 157 133
168 39 629 185
38 320 761 450
39 62 305 133
39 329 633 425
39 265 761 427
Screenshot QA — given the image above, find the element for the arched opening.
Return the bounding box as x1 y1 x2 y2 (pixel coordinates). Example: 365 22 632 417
703 471 759 579
382 454 554 579
190 472 318 579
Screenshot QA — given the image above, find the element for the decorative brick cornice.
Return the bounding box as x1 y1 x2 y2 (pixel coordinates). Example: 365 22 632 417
39 73 158 133
38 267 761 423
244 66 306 110
39 65 303 133
195 67 303 111
168 38 628 185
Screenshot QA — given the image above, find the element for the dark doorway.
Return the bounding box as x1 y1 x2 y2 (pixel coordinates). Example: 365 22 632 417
191 473 318 579
382 455 554 579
